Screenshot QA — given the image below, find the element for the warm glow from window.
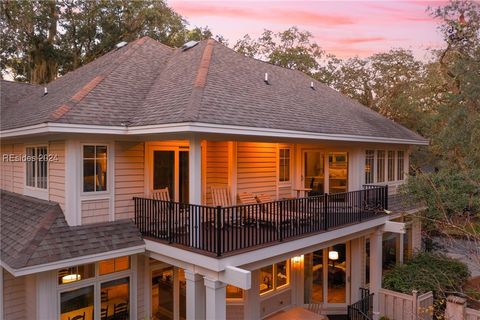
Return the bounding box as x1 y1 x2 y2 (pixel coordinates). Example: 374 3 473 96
99 256 130 275
62 274 81 284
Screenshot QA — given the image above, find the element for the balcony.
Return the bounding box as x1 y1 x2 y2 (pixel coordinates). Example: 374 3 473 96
134 186 389 257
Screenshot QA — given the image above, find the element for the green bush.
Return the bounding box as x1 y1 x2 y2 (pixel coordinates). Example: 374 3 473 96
383 252 470 296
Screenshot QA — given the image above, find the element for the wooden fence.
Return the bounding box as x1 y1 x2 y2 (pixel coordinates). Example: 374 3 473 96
379 288 433 320
446 295 480 320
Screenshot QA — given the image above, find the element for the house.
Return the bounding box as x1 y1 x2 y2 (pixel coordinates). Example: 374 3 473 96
0 37 427 320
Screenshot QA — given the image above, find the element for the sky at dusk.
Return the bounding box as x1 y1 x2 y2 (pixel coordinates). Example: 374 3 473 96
168 0 449 59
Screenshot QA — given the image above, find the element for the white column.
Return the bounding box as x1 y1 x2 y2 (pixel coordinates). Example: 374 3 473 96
350 237 364 302
244 269 260 320
189 135 202 247
369 229 383 320
397 233 404 265
185 271 205 320
189 135 202 205
204 277 226 320
291 258 304 306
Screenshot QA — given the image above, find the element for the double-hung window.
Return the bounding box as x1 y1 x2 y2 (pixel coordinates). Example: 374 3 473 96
376 150 385 183
397 151 405 180
83 145 108 192
26 146 48 189
279 148 291 183
387 151 396 181
365 150 375 184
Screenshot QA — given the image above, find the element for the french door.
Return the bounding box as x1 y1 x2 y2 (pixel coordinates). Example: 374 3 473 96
151 148 189 203
303 150 325 195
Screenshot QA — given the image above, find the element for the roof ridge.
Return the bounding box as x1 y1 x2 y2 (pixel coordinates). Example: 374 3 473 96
50 37 151 122
15 204 62 267
184 39 215 121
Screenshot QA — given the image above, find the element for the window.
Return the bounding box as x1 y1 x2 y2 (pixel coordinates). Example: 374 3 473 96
83 145 107 192
99 256 130 275
58 264 95 285
279 148 291 183
101 277 130 319
397 151 405 180
226 285 244 300
58 257 132 320
26 146 48 189
387 151 396 182
259 261 290 295
376 150 385 183
365 150 375 184
60 286 94 320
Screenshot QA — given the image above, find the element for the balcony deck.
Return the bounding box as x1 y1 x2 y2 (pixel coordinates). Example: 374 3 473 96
134 186 389 257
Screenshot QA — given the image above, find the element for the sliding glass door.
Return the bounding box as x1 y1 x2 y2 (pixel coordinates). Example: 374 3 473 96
152 148 189 203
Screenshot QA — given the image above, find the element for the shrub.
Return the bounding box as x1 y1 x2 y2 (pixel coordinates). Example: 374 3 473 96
383 252 470 296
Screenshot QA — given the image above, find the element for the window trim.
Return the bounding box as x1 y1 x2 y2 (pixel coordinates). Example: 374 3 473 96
57 256 134 320
278 146 292 185
81 144 110 195
24 144 49 200
364 149 406 185
259 260 291 297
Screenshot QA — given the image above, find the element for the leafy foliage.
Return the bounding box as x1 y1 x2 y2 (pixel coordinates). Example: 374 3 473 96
1 0 222 83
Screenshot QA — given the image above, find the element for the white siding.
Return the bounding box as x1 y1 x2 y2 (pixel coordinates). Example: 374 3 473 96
205 141 229 205
236 142 277 199
49 140 65 209
3 270 26 320
115 141 145 220
81 198 110 224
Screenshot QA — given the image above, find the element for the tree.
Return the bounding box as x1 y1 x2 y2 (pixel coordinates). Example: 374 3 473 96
234 27 324 75
1 0 221 83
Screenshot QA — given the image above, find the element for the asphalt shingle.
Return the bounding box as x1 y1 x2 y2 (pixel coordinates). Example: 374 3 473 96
0 190 144 270
0 37 427 144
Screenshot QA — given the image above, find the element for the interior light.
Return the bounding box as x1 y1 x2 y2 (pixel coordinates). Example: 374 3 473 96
62 274 81 284
328 251 339 261
292 255 303 264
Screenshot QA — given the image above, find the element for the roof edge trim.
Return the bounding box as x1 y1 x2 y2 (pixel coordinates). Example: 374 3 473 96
1 244 145 277
0 122 429 145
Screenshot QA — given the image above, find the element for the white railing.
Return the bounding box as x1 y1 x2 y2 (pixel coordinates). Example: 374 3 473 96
379 288 433 320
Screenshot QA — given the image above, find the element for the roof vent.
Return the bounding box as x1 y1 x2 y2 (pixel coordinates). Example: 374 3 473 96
310 81 315 90
264 73 270 85
115 41 128 49
43 87 48 96
182 41 199 51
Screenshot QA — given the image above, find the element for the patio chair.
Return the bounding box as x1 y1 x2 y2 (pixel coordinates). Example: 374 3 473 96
238 192 260 226
152 187 170 201
305 303 325 315
211 186 232 207
255 194 297 229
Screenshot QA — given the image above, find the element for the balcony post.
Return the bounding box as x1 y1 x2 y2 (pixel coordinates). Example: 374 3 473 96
185 270 206 320
369 228 383 320
323 193 329 230
204 277 227 320
189 135 202 247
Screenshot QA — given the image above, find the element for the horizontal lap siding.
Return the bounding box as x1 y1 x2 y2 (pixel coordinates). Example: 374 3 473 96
1 143 15 191
48 141 65 209
115 141 145 220
12 144 24 193
3 270 26 320
237 142 277 199
205 141 229 205
81 199 110 224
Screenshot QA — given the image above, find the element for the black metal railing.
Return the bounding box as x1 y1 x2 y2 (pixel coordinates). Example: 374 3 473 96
348 288 374 320
134 185 388 256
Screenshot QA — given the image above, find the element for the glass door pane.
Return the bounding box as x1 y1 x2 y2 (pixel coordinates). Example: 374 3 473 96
327 243 346 303
179 151 189 204
328 152 348 194
311 250 324 303
304 151 324 195
152 267 174 320
178 269 186 320
153 151 175 201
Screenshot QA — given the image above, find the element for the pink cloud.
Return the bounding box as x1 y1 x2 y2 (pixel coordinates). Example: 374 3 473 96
171 2 356 26
336 37 387 45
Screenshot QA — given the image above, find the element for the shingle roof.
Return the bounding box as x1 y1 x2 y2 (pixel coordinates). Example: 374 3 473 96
1 37 427 143
0 190 144 270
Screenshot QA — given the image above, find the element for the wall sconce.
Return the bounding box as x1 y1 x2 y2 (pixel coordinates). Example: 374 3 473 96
62 274 81 284
292 255 303 264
